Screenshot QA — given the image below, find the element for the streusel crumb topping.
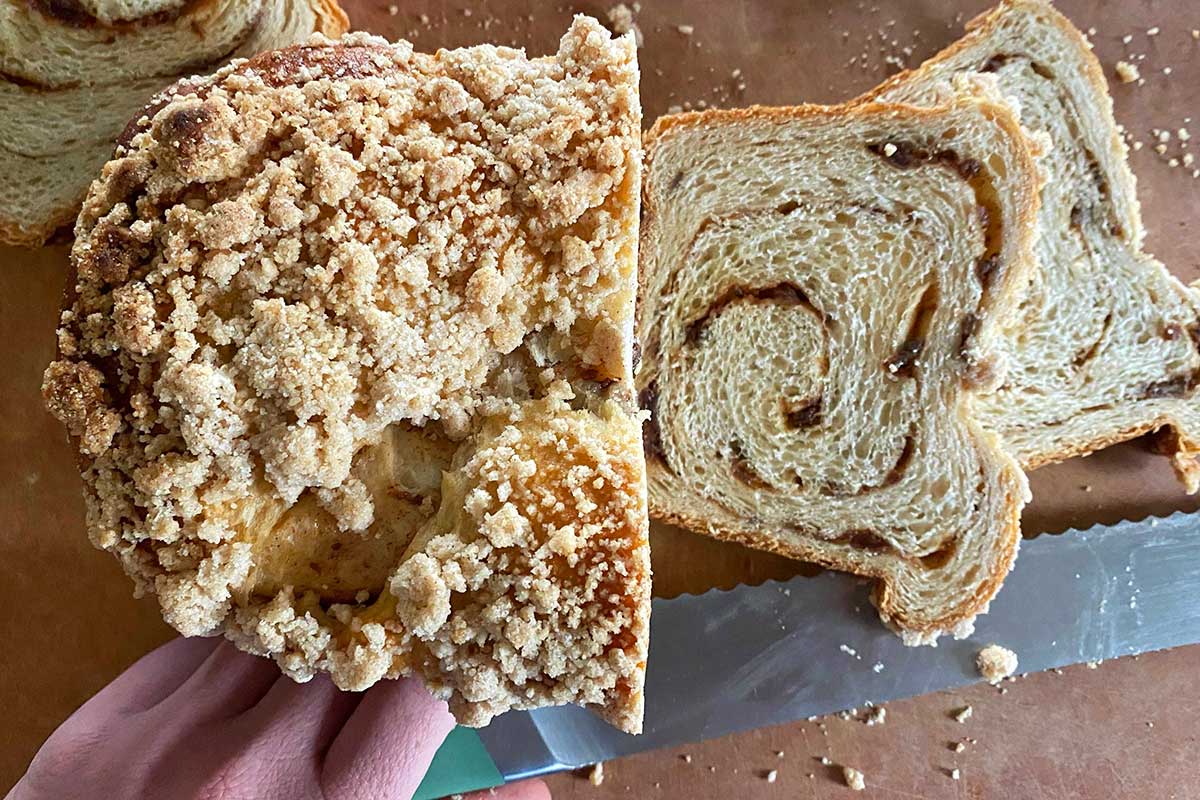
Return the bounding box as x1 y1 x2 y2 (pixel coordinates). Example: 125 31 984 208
43 17 648 732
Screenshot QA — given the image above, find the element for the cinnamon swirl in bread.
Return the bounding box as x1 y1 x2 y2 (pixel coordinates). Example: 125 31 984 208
43 18 650 732
864 0 1200 490
637 96 1039 641
0 0 348 246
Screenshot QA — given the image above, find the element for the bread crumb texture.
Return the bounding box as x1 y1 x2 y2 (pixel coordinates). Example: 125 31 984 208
43 17 649 732
976 642 1018 684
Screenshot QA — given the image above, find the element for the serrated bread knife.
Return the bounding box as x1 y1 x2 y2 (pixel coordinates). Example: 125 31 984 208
414 512 1200 798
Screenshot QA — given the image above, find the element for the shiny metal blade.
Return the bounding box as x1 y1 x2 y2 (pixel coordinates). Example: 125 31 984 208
479 511 1200 782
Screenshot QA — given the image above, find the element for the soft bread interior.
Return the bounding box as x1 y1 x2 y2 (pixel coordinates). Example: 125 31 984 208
638 98 1037 640
867 0 1200 488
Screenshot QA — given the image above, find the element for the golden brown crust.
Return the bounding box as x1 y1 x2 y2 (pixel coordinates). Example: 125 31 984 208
311 0 350 37
647 479 1023 640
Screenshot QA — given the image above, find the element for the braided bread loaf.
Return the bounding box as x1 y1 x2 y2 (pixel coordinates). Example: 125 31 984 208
637 96 1040 641
43 18 650 732
864 0 1200 490
0 0 348 246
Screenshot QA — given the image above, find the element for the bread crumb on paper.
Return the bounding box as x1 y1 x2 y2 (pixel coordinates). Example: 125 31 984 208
589 762 605 786
765 769 778 783
842 766 866 791
976 644 1019 684
1115 60 1140 83
606 4 643 47
953 705 974 723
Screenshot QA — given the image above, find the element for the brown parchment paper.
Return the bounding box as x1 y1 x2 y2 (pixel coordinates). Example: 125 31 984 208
2 0 1198 796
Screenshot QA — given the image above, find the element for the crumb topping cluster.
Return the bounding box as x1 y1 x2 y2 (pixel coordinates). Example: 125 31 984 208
43 17 648 731
392 390 649 730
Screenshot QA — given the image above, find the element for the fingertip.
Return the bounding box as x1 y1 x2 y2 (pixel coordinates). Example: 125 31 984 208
459 778 551 800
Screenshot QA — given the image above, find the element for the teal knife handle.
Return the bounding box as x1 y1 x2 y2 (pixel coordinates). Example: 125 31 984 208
412 726 505 800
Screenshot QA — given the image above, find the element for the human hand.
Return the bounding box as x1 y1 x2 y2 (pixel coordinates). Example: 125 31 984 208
8 636 549 800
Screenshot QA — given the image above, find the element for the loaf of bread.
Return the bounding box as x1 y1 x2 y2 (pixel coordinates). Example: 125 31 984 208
863 0 1200 490
637 96 1040 642
43 18 651 733
0 0 349 247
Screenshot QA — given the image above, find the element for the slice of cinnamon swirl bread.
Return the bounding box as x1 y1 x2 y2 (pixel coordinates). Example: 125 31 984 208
0 0 349 246
864 0 1200 490
637 96 1039 642
43 18 650 733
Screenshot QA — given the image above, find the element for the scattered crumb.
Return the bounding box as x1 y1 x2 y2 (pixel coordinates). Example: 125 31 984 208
605 4 643 47
1147 721 1155 728
950 767 962 781
882 142 898 157
1156 143 1168 155
954 705 974 723
681 754 692 764
776 750 785 759
1123 34 1133 44
589 763 605 786
1147 26 1160 36
953 741 967 753
1163 67 1173 76
820 756 833 766
866 706 887 726
765 769 778 783
676 24 694 36
1184 153 1195 167
387 4 397 14
842 766 866 791
1115 60 1141 83
976 644 1019 685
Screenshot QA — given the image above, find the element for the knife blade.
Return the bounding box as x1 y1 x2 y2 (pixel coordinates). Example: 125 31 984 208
414 511 1200 798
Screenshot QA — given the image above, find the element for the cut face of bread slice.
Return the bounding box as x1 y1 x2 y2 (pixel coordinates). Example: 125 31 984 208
42 18 650 732
863 0 1200 490
638 99 1038 641
0 0 349 246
